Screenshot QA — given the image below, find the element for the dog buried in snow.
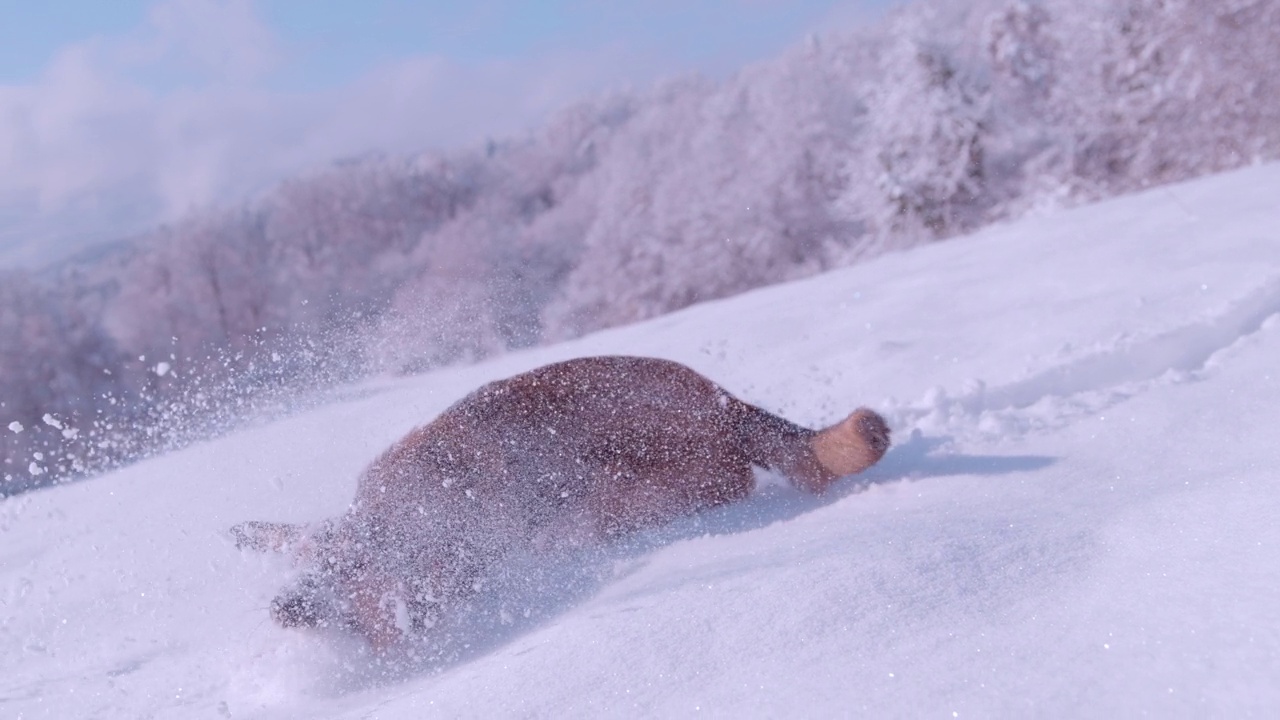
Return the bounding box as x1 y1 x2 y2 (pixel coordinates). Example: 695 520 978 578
233 355 889 650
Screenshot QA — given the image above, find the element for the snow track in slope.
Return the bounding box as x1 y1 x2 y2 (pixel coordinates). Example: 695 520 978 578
892 276 1280 441
987 276 1280 408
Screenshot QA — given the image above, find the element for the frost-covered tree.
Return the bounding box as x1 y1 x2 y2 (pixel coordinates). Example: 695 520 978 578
375 95 634 364
862 15 992 239
0 270 128 491
543 45 875 337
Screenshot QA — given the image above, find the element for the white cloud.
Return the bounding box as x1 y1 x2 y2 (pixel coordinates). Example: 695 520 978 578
138 0 280 83
0 0 662 267
0 0 887 267
0 0 286 265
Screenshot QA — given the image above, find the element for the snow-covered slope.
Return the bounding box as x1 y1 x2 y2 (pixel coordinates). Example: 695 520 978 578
3 163 1279 718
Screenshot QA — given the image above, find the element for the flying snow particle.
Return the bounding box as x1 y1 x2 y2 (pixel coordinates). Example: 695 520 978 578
42 414 63 429
154 362 171 377
7 421 22 434
28 463 44 476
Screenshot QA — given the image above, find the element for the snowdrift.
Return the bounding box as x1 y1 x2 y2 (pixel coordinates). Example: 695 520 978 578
2 163 1279 717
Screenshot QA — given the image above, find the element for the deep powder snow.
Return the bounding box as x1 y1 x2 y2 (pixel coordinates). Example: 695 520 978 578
2 163 1279 718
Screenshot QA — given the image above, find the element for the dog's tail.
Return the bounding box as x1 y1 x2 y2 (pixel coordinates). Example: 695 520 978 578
729 398 890 493
229 519 339 568
230 520 305 552
809 408 891 481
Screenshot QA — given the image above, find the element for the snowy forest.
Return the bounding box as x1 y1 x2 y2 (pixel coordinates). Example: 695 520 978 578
3 0 1279 493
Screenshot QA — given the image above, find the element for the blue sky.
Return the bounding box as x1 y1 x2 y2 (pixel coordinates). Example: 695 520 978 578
2 1 884 88
0 0 894 267
1 2 152 79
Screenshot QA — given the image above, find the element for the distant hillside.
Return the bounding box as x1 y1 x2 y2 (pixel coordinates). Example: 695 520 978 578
3 0 1278 493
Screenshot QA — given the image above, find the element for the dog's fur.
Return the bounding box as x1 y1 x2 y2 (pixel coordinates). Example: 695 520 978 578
233 356 889 649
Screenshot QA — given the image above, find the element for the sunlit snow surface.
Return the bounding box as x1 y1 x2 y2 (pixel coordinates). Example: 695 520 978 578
3 164 1280 718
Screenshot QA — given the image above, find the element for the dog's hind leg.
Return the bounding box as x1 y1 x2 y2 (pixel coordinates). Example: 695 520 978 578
229 520 306 553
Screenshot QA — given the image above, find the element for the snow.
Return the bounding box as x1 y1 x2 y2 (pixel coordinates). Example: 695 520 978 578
3 162 1280 718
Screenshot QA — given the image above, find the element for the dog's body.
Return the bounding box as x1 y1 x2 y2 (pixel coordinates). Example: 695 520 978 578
234 356 889 649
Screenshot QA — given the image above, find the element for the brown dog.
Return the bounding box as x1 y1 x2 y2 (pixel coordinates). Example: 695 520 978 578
233 355 889 649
